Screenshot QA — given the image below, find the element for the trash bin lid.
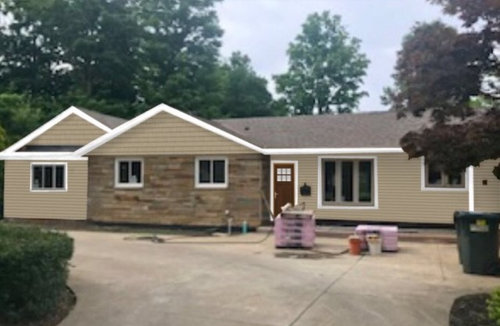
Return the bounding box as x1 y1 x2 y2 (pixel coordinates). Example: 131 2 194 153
454 211 500 221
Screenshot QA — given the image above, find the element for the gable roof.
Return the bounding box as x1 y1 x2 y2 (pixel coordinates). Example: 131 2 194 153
75 103 264 156
1 106 116 154
215 111 427 150
76 107 127 129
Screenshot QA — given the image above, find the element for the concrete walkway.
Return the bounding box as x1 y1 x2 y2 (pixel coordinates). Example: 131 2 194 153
61 231 498 326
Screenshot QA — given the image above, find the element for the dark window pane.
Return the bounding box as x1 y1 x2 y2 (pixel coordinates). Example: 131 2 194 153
448 173 463 186
199 160 211 183
341 161 353 202
119 162 129 183
213 160 225 183
359 161 372 202
44 166 53 188
131 161 141 183
324 161 335 202
33 166 43 189
55 166 64 189
427 163 442 186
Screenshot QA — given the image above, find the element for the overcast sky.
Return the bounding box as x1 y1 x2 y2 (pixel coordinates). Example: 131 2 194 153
216 0 459 112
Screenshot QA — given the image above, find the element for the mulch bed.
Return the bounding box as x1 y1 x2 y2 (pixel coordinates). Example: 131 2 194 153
450 293 495 326
0 287 76 326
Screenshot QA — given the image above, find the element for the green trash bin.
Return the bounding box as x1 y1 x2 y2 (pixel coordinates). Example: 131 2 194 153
454 211 500 275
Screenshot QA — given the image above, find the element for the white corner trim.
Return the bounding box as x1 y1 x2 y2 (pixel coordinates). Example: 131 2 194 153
114 158 144 189
75 103 264 156
30 162 68 192
264 147 403 155
2 106 111 154
316 155 379 210
270 160 299 215
194 156 229 189
468 166 474 211
420 157 468 192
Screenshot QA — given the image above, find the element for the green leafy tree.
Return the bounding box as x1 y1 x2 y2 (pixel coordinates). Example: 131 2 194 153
383 0 499 178
0 93 42 218
274 11 369 115
219 52 276 118
135 0 224 118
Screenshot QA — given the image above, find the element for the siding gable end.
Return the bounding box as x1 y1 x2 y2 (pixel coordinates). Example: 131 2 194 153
89 111 257 155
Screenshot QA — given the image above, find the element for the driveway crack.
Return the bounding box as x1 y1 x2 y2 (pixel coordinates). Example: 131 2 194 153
287 255 364 326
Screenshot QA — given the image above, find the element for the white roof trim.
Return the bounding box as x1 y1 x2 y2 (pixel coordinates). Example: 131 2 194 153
2 106 112 154
75 103 264 156
263 148 404 155
0 152 87 161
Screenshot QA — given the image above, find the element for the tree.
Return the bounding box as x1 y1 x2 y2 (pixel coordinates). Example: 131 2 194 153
383 0 500 178
274 11 369 115
134 0 225 118
218 52 276 118
0 93 42 218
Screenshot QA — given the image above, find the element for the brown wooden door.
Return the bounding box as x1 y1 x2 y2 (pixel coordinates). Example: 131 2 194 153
273 164 295 215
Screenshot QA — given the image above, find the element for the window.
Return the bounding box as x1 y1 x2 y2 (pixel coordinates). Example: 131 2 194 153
424 160 465 189
195 157 227 188
115 159 143 188
321 159 375 206
31 163 66 191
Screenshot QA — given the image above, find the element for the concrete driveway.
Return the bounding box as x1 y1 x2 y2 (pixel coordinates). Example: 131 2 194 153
61 231 498 326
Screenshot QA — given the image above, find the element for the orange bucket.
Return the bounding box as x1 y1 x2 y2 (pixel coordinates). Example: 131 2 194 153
348 235 361 255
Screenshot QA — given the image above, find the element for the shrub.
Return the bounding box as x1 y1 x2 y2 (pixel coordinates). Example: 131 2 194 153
0 223 73 323
488 288 500 325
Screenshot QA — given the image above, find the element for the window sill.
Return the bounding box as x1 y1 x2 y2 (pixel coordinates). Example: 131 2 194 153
421 187 467 192
318 204 378 210
115 183 143 189
195 183 228 189
30 189 68 193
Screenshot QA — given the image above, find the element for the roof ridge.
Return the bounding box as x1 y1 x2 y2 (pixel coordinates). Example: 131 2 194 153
213 110 395 122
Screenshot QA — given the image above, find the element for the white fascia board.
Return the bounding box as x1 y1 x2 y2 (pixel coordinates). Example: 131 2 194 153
2 106 111 154
75 103 264 156
0 152 87 161
263 147 404 155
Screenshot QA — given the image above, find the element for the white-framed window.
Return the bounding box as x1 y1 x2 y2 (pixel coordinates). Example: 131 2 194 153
115 158 143 188
422 158 466 190
195 157 228 189
318 157 377 208
30 163 67 192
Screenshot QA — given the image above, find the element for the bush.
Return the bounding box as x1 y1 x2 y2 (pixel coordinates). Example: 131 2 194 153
0 223 73 323
488 288 500 325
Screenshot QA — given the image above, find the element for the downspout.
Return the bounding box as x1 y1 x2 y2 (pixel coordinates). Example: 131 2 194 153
468 166 474 211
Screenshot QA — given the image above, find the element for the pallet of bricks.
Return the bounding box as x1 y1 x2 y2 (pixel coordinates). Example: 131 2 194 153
274 207 315 249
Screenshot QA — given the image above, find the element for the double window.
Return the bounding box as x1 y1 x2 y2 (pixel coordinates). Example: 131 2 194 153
115 159 143 188
424 160 465 189
195 157 227 188
321 158 375 207
31 163 66 191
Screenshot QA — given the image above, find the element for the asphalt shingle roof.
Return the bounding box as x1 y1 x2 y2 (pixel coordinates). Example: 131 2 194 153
215 111 427 148
77 107 127 129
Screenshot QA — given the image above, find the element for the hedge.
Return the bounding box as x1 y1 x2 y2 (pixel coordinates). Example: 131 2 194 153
0 223 73 323
489 288 500 325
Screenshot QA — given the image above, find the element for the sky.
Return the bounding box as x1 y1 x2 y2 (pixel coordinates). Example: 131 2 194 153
216 0 459 112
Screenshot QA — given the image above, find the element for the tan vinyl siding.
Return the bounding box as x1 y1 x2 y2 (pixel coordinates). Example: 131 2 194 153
90 112 255 155
272 153 468 224
474 160 500 212
4 160 88 220
28 113 105 146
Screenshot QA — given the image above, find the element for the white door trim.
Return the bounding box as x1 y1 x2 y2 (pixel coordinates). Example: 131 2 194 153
270 160 299 215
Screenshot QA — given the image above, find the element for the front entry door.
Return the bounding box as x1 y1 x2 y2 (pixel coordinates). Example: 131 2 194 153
273 163 295 216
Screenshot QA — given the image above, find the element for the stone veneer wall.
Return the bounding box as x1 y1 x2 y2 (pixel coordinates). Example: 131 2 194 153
87 154 269 227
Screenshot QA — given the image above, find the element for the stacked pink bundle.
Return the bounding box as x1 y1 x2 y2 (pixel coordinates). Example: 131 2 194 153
274 211 315 248
355 225 399 252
